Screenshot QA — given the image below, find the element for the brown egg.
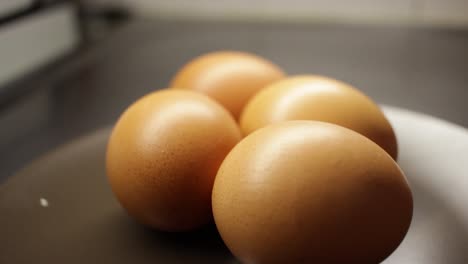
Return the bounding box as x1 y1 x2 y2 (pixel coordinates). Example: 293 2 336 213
170 51 285 120
240 75 398 159
106 90 242 232
212 121 413 264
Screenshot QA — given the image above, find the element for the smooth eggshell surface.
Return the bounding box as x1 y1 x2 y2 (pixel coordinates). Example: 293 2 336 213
212 121 413 264
240 75 398 159
106 90 242 232
170 51 285 120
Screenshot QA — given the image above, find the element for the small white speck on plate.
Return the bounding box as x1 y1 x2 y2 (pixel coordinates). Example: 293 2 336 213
39 198 49 207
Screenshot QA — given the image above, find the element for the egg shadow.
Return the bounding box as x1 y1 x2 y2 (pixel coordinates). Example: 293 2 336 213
112 212 238 263
135 221 227 251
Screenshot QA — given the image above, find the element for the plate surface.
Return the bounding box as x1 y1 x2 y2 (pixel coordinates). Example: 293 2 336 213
1 107 467 263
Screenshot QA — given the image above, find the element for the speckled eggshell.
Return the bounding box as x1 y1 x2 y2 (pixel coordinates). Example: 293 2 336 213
106 90 242 232
212 121 413 264
240 75 398 159
170 51 285 120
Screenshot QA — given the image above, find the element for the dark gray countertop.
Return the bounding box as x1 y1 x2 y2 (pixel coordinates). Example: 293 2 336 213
1 19 468 182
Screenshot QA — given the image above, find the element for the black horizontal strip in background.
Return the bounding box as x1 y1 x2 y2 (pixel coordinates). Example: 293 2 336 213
0 0 73 28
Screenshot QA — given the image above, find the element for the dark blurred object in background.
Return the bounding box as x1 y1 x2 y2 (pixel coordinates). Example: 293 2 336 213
79 0 130 42
0 0 130 108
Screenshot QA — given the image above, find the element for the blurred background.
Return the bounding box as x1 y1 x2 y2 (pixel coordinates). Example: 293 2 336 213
0 0 467 181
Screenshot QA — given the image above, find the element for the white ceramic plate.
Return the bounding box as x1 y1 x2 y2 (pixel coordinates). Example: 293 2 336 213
1 106 467 263
383 106 468 263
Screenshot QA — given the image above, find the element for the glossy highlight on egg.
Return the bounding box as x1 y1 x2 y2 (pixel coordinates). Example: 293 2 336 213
106 90 242 232
240 75 398 159
170 51 285 120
